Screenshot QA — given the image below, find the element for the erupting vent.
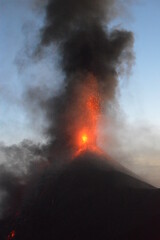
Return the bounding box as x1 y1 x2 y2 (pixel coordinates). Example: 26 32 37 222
81 134 88 144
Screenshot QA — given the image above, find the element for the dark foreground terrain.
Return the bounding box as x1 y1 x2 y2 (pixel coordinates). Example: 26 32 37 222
1 152 160 240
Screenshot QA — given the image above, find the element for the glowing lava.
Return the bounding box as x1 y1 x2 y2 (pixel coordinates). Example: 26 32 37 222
82 134 88 144
72 74 102 157
8 230 15 240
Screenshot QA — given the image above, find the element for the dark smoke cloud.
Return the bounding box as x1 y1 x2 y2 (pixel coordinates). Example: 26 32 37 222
41 0 133 79
36 0 134 155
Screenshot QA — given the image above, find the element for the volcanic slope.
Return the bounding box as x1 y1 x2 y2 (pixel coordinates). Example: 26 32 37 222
3 152 160 240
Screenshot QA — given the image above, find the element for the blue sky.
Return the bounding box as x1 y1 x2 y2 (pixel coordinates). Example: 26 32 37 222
0 0 160 144
0 0 36 143
120 1 160 125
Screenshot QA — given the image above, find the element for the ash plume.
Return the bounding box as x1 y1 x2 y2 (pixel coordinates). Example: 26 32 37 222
37 0 134 156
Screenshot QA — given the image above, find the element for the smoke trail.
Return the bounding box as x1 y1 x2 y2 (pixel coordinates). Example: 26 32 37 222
37 0 134 156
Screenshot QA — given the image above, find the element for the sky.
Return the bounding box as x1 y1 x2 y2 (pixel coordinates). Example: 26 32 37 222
120 1 160 126
0 0 63 144
1 0 160 186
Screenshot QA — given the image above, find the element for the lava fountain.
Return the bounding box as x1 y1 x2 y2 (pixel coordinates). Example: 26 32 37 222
72 74 102 157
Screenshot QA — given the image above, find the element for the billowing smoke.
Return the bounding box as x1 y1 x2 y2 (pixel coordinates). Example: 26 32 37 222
35 0 134 158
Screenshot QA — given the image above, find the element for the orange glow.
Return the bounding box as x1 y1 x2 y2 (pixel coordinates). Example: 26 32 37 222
82 134 88 144
70 74 102 158
8 230 15 240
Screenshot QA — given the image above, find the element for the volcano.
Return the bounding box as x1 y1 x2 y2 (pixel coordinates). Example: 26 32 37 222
2 151 160 240
1 0 160 239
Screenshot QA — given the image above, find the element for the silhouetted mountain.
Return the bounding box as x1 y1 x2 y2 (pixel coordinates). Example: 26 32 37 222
2 152 160 239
